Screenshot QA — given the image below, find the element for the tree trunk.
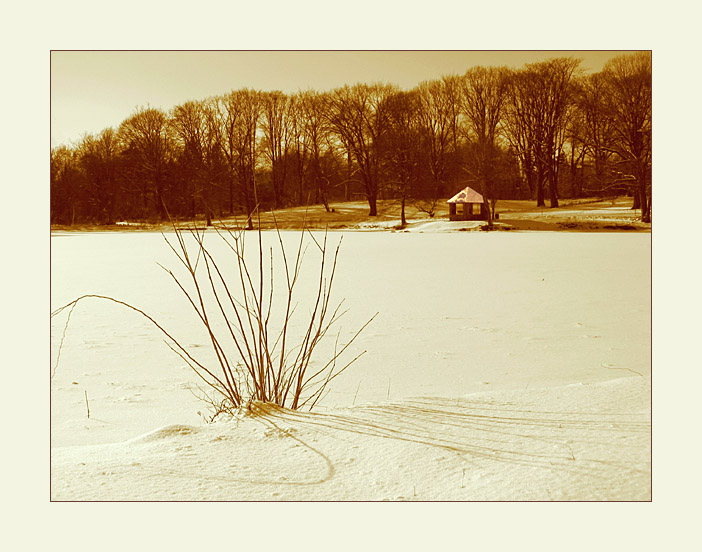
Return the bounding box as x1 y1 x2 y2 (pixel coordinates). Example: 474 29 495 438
524 166 535 200
548 163 559 208
242 173 254 230
317 176 331 212
637 165 651 223
368 188 378 216
640 184 650 223
272 169 281 210
632 187 641 210
230 174 236 215
296 148 304 205
345 150 352 201
155 183 168 220
536 166 546 207
570 148 581 198
482 172 494 229
484 198 493 228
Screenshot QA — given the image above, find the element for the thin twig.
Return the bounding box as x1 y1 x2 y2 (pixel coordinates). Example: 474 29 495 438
52 301 77 379
352 381 362 406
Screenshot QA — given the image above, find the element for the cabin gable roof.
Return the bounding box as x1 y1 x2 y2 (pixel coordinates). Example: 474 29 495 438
447 186 484 204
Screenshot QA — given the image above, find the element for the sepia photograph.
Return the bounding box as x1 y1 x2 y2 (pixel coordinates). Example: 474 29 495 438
49 49 652 502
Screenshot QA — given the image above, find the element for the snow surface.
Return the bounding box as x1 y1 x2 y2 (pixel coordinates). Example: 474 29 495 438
50 229 651 500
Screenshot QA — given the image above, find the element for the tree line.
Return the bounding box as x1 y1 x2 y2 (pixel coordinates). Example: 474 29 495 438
50 52 651 226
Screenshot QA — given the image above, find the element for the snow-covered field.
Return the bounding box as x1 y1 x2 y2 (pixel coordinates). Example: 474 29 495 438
50 229 651 501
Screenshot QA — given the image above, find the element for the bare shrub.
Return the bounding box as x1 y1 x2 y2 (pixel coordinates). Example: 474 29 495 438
51 219 374 416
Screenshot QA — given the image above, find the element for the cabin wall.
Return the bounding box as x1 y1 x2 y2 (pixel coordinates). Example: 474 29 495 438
448 202 488 221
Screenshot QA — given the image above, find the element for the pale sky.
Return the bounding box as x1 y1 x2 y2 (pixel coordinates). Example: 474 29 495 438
50 50 639 147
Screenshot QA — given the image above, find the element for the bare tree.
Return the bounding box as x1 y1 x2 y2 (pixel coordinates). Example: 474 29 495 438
503 68 539 203
171 100 208 221
504 59 581 208
539 58 581 208
170 99 226 224
415 78 455 216
602 52 652 222
77 128 120 224
300 90 334 211
461 66 509 227
571 72 616 195
563 107 588 198
215 89 262 229
214 93 241 216
326 83 397 216
384 90 421 227
287 92 310 205
236 90 262 229
51 145 84 225
260 91 292 209
200 99 227 217
118 106 174 219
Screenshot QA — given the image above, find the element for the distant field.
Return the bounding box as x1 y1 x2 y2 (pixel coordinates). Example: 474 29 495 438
50 196 651 233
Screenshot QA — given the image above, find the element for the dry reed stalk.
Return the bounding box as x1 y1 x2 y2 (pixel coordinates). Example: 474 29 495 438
51 216 375 416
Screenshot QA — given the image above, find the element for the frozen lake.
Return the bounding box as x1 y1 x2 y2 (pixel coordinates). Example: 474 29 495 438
50 229 651 447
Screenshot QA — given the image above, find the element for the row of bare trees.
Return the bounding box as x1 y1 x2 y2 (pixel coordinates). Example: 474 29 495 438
51 52 651 226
